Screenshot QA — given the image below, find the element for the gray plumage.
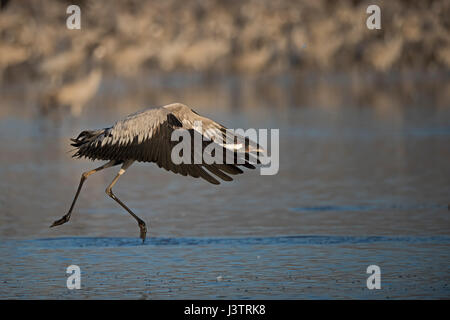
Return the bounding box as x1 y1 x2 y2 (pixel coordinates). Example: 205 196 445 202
71 103 261 184
51 103 263 242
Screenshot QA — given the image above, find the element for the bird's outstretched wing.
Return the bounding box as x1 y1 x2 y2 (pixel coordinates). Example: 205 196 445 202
72 103 263 184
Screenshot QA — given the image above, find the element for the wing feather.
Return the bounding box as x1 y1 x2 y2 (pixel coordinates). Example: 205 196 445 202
72 103 261 184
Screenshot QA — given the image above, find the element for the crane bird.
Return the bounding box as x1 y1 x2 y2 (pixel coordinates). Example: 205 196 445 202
50 103 263 242
41 68 102 116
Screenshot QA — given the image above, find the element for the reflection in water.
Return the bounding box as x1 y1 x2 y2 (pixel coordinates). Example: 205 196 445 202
0 72 449 299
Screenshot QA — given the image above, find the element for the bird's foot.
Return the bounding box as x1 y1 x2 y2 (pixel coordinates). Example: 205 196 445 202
50 214 70 228
138 221 147 244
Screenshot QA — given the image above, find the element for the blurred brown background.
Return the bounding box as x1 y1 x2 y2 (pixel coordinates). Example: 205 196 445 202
0 0 449 117
2 0 450 74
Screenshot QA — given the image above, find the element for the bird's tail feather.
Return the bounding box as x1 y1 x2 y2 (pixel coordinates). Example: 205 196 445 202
70 129 106 156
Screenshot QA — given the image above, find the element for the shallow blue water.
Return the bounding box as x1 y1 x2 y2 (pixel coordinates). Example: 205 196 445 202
0 74 449 299
9 234 450 248
292 204 448 212
1 235 449 299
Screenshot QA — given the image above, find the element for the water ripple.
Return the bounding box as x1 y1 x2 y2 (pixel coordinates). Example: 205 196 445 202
291 204 449 212
5 234 450 249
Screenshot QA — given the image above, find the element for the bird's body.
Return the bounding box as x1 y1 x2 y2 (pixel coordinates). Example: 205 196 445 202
51 103 262 241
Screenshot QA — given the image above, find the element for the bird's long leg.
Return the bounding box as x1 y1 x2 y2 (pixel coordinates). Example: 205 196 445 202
104 160 147 243
50 160 119 228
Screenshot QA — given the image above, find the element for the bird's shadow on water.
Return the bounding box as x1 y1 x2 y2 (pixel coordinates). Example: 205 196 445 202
23 235 450 249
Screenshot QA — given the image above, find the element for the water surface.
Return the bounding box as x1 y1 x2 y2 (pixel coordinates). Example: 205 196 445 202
0 73 449 299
